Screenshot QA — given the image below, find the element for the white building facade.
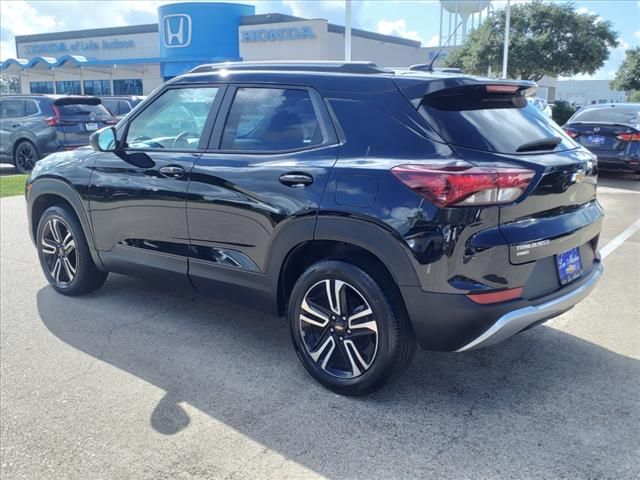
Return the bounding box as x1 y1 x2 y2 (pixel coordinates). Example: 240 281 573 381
1 3 437 96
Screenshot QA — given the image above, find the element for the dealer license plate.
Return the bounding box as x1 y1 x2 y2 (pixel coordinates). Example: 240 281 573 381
556 247 582 285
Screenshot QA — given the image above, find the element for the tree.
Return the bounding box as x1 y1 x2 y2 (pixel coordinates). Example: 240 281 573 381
551 100 576 125
610 47 640 92
0 74 21 94
445 1 619 81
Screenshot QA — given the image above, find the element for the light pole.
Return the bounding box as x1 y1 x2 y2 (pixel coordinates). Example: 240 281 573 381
345 0 352 61
502 0 511 78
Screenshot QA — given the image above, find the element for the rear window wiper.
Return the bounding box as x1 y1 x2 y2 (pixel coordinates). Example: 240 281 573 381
516 136 562 153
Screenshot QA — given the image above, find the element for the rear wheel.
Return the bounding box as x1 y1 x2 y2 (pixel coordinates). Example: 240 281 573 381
36 205 107 295
289 260 416 395
13 140 39 173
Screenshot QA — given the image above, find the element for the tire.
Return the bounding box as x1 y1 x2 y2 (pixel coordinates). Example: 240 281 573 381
289 260 416 395
36 205 107 296
13 140 39 173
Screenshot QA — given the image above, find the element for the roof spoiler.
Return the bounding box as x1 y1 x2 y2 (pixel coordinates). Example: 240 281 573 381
393 76 538 108
53 96 101 106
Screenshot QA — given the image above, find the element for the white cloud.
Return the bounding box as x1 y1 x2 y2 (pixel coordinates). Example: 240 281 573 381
283 0 344 16
634 30 640 41
425 34 439 47
377 19 422 43
0 0 59 60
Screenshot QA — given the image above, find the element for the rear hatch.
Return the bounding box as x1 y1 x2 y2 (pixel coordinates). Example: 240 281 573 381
51 97 115 146
398 77 602 288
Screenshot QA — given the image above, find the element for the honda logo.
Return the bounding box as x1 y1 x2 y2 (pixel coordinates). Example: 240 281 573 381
163 14 191 48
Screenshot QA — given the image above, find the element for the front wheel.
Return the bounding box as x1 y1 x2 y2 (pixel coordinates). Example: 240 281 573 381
289 260 416 395
36 205 108 296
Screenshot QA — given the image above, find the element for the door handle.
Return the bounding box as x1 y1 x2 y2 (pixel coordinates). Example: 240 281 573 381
159 165 185 178
11 123 20 128
279 172 314 188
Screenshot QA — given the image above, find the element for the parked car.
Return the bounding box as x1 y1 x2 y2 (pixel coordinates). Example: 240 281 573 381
0 95 116 173
99 96 145 121
563 103 640 175
26 62 603 395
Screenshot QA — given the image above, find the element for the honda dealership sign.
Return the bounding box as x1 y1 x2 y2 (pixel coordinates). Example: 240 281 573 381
162 14 192 48
241 26 315 42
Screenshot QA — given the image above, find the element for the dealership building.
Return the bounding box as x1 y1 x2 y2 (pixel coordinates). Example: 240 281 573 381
0 2 440 96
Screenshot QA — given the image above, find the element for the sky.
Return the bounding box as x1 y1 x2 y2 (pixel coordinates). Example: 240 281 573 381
0 0 638 80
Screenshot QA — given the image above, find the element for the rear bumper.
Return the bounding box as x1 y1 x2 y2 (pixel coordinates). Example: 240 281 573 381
455 261 602 351
401 261 603 352
591 151 640 172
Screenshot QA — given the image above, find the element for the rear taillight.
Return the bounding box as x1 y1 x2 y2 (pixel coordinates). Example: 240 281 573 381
391 163 535 207
105 118 118 125
45 105 72 126
616 133 640 142
563 128 578 138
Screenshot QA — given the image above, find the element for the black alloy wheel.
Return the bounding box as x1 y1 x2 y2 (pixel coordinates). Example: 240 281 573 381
290 260 416 395
36 205 108 295
40 217 77 285
299 278 379 379
14 141 39 173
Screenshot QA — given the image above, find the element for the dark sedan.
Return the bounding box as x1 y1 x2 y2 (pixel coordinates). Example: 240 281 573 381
563 103 640 175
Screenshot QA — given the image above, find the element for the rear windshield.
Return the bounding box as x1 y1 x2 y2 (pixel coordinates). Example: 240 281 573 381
56 103 112 118
418 86 576 154
570 106 639 125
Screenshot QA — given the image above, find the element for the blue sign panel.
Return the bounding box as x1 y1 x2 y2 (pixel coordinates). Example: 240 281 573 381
158 2 255 78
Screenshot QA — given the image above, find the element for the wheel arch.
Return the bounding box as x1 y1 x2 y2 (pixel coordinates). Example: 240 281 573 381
28 179 105 270
275 216 421 316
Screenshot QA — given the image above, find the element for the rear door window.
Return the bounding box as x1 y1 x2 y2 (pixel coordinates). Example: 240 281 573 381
419 86 576 154
220 87 324 152
0 99 25 119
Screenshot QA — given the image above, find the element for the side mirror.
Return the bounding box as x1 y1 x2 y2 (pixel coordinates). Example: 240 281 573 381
90 126 118 152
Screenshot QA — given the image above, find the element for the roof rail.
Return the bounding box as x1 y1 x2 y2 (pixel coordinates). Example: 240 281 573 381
189 61 392 75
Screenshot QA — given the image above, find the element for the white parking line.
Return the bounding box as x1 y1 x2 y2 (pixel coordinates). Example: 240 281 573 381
600 218 640 260
546 218 639 328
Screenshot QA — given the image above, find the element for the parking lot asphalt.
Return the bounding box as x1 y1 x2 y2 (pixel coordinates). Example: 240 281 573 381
1 173 639 480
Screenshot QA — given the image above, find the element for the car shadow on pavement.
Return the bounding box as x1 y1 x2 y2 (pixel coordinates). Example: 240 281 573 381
36 274 640 479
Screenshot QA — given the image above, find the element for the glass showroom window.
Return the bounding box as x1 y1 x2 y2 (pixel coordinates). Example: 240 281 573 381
113 79 143 95
83 80 111 96
30 81 54 94
55 81 81 95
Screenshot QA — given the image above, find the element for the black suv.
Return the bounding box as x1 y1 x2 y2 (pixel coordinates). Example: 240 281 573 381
26 62 603 395
0 95 116 172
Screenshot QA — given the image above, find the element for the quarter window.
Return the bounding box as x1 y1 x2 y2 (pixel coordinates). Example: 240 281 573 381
25 100 39 116
221 88 323 151
126 87 218 150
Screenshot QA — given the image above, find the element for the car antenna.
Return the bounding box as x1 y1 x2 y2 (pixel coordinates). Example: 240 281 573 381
410 21 464 72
